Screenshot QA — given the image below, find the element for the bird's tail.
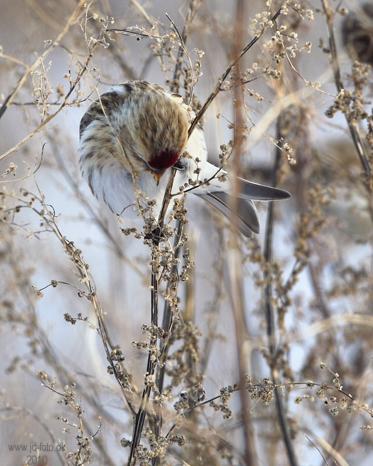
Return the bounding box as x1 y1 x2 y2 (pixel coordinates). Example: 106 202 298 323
195 180 290 237
238 178 291 201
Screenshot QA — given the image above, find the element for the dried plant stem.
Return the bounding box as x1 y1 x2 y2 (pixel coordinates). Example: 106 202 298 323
0 0 85 122
188 7 281 138
158 170 178 227
149 226 184 466
128 169 178 465
321 0 371 182
128 101 189 463
0 47 95 162
130 0 155 27
302 427 349 466
228 1 258 465
8 246 117 465
154 222 183 408
263 120 299 466
152 7 201 453
167 379 370 422
127 255 159 466
169 0 200 96
24 201 136 414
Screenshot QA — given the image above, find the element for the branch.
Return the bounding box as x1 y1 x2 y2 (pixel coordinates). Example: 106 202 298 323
228 1 258 465
321 0 371 182
0 47 95 162
23 199 137 415
127 258 159 465
188 7 281 138
0 0 86 122
262 114 300 466
127 168 179 465
167 0 200 97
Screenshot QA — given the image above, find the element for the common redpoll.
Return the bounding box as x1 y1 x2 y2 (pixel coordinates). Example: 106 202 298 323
79 81 290 236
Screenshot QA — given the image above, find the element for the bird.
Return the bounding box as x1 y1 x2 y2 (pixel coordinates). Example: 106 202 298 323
78 80 290 237
341 3 373 66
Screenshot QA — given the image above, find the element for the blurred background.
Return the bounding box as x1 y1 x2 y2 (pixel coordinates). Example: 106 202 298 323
0 1 372 465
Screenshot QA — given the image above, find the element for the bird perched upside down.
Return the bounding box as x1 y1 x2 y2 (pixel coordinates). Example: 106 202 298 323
79 80 290 236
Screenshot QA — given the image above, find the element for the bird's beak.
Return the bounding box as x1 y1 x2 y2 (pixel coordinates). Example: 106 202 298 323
152 171 163 184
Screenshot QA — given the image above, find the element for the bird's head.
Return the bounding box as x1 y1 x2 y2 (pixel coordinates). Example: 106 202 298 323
125 86 190 182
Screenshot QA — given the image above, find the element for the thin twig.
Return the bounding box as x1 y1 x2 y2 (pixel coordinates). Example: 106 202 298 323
152 220 184 452
164 378 371 441
127 6 201 454
228 1 258 465
263 117 299 466
127 257 159 466
23 200 137 415
0 0 86 122
0 48 95 162
188 7 281 138
127 168 179 465
320 0 371 182
151 5 202 462
167 0 200 96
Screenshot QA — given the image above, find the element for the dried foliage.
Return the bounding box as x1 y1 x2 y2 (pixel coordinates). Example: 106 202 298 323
0 1 372 465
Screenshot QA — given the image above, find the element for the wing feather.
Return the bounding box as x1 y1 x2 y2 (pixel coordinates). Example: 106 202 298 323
196 191 259 236
239 178 291 200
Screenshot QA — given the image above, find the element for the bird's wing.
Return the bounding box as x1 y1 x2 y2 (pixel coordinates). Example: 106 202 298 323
184 161 290 236
184 123 208 163
197 191 259 236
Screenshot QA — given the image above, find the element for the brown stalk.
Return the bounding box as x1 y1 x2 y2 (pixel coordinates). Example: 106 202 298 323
0 0 86 122
128 6 202 460
320 0 371 182
263 119 299 466
149 4 202 462
3 217 118 465
0 46 96 162
127 257 159 466
188 7 281 138
127 168 178 465
29 201 136 415
152 220 183 437
228 1 258 465
168 0 200 96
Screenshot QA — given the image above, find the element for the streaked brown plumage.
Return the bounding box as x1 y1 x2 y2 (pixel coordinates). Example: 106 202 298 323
79 81 290 236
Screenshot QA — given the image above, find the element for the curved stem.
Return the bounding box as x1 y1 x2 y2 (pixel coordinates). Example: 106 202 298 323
263 119 299 466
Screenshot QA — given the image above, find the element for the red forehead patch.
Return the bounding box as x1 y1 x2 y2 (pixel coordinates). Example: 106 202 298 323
149 150 180 170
